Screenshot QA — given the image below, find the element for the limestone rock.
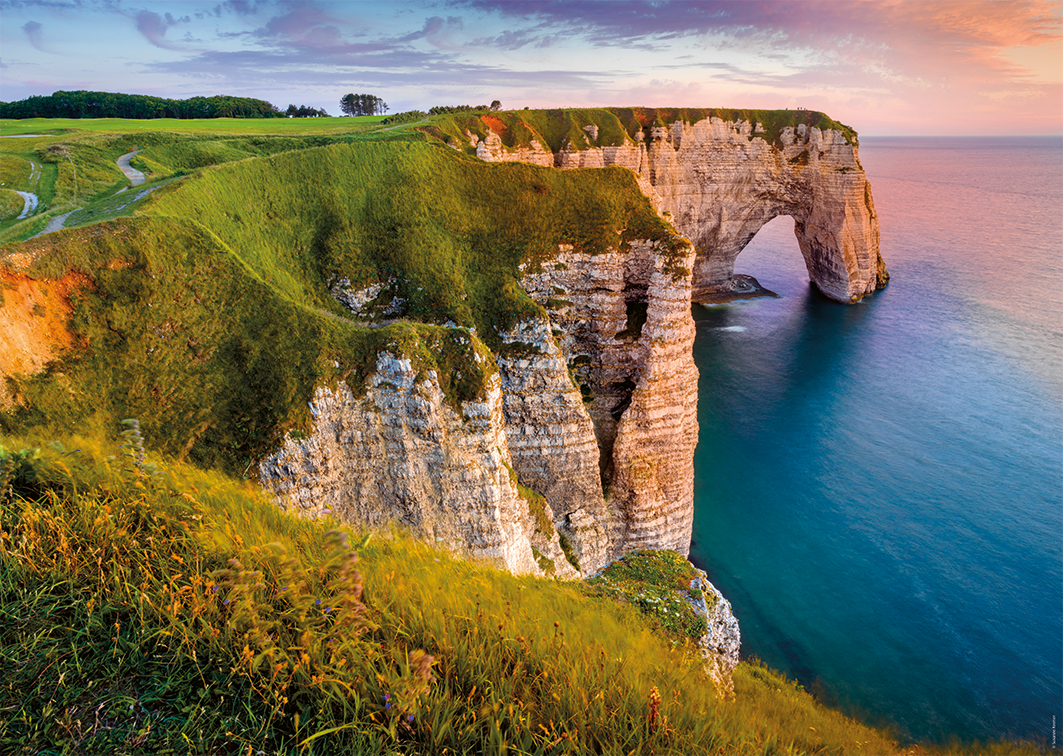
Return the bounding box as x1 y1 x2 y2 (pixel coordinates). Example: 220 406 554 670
520 239 699 558
476 114 887 304
690 569 741 698
259 351 577 578
496 316 615 573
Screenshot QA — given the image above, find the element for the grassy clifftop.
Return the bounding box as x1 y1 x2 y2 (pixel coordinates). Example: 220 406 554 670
424 107 857 155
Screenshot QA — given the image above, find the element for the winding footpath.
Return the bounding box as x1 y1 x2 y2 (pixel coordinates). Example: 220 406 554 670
115 150 145 187
13 160 42 219
14 191 38 220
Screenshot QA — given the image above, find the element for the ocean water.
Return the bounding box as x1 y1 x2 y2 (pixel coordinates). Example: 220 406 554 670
688 136 1063 744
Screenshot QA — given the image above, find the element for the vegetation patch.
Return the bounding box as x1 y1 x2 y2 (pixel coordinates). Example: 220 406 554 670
0 191 23 221
586 550 709 641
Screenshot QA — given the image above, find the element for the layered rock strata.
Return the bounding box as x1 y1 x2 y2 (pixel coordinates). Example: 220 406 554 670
519 240 699 559
259 352 577 578
261 234 698 578
475 115 888 304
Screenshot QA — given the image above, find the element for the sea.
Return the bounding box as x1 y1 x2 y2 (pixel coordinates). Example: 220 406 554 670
687 136 1063 745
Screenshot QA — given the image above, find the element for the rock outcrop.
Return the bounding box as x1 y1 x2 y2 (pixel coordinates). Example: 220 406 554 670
690 569 741 698
262 234 699 578
259 352 578 579
474 112 888 304
519 240 698 560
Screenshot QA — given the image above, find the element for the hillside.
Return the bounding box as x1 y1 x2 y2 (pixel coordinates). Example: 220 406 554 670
0 436 903 754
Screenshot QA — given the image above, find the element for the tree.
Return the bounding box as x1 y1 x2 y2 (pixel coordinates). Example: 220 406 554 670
490 100 502 111
339 93 387 117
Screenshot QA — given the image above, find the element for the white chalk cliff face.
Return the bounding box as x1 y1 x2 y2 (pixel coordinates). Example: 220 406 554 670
260 235 699 579
259 352 579 579
475 116 888 304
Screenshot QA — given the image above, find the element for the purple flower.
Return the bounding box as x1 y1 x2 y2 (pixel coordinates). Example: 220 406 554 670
315 599 322 605
212 586 219 592
223 599 230 605
407 715 415 723
324 607 332 613
280 586 288 591
385 702 391 711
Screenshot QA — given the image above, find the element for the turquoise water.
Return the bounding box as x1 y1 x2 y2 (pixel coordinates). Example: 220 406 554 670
688 137 1062 744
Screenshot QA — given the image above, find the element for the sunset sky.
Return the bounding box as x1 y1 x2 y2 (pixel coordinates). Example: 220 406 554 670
1 0 1060 135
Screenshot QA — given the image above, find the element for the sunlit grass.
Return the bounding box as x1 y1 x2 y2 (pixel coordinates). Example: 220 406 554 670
0 432 932 754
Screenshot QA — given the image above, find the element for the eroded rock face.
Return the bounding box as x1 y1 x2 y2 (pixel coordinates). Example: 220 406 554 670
690 569 741 699
520 239 699 559
496 316 616 574
476 116 888 304
260 235 698 577
259 352 577 578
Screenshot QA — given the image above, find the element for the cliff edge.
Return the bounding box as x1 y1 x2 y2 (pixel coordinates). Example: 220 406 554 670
433 108 888 303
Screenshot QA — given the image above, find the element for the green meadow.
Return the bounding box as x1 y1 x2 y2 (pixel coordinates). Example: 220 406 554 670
0 111 1045 754
0 115 386 136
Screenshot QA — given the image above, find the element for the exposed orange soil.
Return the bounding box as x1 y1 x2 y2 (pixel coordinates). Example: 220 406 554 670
481 114 508 135
0 267 91 407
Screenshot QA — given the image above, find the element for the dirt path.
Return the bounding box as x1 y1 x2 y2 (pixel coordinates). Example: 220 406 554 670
30 212 74 239
116 150 145 186
14 191 38 219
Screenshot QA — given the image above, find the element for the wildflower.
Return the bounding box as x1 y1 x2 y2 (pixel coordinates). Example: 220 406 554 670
407 715 415 723
315 599 322 605
223 599 230 605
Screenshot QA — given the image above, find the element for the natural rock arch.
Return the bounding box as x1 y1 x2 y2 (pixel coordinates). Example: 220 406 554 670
475 113 889 303
637 119 888 303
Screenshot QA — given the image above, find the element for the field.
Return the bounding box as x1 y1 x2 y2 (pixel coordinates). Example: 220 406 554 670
0 115 388 136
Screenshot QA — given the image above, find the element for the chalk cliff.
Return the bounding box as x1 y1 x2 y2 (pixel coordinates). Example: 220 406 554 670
261 235 698 578
473 110 888 303
259 352 579 579
260 108 886 584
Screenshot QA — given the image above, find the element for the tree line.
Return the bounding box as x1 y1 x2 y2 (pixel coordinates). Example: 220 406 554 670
0 91 286 119
285 104 330 118
1 89 508 122
339 93 388 117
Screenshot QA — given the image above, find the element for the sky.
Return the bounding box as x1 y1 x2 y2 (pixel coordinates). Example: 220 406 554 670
0 0 1060 135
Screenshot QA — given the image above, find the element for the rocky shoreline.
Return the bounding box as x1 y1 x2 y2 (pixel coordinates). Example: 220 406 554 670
693 273 779 305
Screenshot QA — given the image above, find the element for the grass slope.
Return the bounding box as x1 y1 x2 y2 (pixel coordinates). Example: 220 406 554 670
1 133 679 473
1 436 912 755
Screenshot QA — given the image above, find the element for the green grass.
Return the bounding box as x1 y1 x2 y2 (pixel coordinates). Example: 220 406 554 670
0 155 35 189
0 434 924 755
0 190 23 220
0 116 386 137
586 550 709 641
0 130 383 239
0 132 683 472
